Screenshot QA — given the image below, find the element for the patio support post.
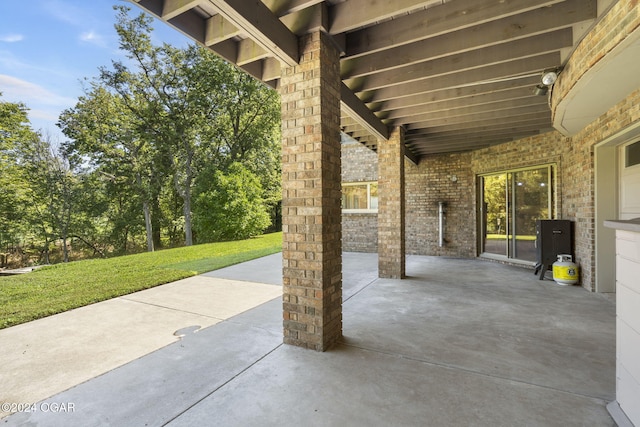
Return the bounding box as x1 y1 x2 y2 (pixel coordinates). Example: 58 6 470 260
279 31 343 351
378 126 406 279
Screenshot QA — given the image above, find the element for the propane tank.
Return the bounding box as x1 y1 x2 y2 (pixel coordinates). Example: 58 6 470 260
552 254 579 285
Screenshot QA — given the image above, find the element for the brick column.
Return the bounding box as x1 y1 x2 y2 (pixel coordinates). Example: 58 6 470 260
279 31 342 351
378 126 406 278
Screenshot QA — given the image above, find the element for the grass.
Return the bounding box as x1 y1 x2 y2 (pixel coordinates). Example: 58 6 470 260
0 232 282 329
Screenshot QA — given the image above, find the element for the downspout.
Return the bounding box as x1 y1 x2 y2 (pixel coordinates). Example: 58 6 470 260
439 201 446 247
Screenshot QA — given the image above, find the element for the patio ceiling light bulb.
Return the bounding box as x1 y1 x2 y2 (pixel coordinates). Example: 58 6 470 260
541 70 558 86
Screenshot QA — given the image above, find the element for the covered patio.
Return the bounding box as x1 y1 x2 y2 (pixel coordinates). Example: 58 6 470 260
5 0 631 424
4 254 616 426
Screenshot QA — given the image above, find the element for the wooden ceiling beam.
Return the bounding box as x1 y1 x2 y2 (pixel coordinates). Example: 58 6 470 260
408 128 543 144
162 0 201 20
406 107 551 130
340 116 359 127
376 76 540 112
340 83 389 141
406 120 553 139
236 39 269 66
344 0 564 58
340 0 595 79
383 86 542 120
413 138 519 152
204 14 241 46
328 0 443 34
392 96 549 126
407 113 552 133
367 52 560 102
262 57 281 82
212 0 299 66
341 124 363 133
414 141 499 152
131 0 599 156
263 0 324 16
414 135 545 152
346 29 572 93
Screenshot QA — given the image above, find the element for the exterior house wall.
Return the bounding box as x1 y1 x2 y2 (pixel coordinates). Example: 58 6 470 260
341 140 378 252
339 0 640 291
405 152 475 257
341 87 640 291
408 80 639 291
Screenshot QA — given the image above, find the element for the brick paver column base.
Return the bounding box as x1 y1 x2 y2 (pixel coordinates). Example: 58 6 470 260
378 127 406 279
279 31 342 351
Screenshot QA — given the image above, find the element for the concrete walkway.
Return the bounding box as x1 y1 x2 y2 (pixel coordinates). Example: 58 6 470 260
1 253 616 426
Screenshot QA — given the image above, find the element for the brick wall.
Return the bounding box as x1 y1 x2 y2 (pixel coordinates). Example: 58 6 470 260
562 87 640 290
551 0 640 110
341 140 378 252
341 213 378 252
405 152 475 257
341 139 378 182
280 31 342 351
378 127 406 278
338 0 640 291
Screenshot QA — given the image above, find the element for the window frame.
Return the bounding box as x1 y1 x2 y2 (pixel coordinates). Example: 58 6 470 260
341 181 378 213
477 163 556 263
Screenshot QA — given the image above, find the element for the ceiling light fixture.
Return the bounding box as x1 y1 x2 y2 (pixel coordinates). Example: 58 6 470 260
534 84 548 96
541 67 563 85
541 70 558 86
534 67 562 96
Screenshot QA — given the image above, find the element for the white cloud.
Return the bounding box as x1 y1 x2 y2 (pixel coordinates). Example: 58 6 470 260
28 108 60 122
0 74 76 107
41 0 112 50
0 74 77 137
80 30 107 48
0 34 24 43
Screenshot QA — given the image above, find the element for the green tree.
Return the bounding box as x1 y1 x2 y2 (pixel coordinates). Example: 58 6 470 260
59 84 158 252
17 133 81 263
193 163 271 241
99 6 228 246
56 6 282 253
0 94 36 249
207 69 281 229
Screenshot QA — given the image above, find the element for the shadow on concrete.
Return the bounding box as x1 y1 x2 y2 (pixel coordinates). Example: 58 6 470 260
4 253 616 426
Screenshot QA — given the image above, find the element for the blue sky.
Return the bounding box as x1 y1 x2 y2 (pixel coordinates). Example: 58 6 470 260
0 0 191 142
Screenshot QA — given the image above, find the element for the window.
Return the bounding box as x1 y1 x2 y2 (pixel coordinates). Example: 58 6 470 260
479 165 554 263
342 182 378 212
625 140 640 168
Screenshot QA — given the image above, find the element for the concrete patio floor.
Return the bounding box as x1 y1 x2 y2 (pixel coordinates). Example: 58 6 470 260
1 253 616 426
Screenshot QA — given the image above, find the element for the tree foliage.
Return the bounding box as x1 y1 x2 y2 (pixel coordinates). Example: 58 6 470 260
1 6 281 267
0 95 34 248
194 163 271 242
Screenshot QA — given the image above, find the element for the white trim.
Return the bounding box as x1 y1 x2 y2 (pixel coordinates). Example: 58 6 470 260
342 181 378 213
594 120 640 292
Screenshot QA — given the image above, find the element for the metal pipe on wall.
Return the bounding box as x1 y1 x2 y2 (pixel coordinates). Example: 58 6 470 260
438 201 446 247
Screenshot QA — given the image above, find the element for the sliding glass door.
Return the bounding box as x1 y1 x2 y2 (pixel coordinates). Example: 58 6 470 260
480 165 553 262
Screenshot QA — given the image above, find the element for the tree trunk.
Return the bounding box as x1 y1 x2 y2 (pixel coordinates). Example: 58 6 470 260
62 234 69 263
143 200 154 252
151 196 162 249
183 152 194 246
183 191 193 246
173 140 195 247
42 236 50 264
134 172 154 252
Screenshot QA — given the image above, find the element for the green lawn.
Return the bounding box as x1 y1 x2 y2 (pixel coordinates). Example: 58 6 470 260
0 232 282 329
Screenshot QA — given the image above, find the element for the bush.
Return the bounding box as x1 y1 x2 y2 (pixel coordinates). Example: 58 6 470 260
193 163 271 242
